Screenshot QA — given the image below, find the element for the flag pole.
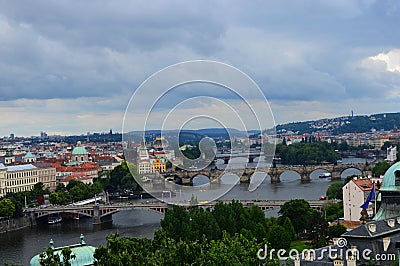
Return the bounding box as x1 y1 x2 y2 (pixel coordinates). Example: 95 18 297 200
374 184 377 216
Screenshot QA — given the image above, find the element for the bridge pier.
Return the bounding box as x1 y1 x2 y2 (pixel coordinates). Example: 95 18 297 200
300 174 310 183
29 211 36 226
268 169 280 183
92 205 113 225
331 171 341 180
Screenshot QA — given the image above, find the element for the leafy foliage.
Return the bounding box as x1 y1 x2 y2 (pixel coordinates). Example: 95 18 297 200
327 224 347 239
278 199 314 237
323 201 344 221
0 198 15 218
108 161 141 191
326 182 344 200
39 247 76 266
372 161 391 177
94 231 280 266
276 141 340 165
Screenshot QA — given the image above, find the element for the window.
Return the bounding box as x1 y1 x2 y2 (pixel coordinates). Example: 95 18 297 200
395 170 400 186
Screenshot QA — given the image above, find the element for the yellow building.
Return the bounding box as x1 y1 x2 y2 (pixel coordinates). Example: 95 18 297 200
150 158 166 173
33 162 57 191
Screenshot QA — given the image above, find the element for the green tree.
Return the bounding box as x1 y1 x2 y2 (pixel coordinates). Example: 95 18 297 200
381 141 393 150
281 216 296 241
39 247 76 266
55 183 66 192
323 201 344 222
94 232 153 265
327 224 347 240
160 205 191 242
306 210 328 248
372 161 390 177
326 181 344 200
0 198 15 218
267 225 291 250
212 200 246 235
188 208 221 241
279 199 314 238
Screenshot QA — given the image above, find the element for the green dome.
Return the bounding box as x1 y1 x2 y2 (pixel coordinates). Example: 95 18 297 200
30 245 96 266
380 161 400 192
72 146 88 155
23 152 36 159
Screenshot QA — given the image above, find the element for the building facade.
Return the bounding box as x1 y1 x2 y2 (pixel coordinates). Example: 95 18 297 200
150 158 166 173
0 163 39 197
33 162 57 191
386 145 397 162
343 177 380 222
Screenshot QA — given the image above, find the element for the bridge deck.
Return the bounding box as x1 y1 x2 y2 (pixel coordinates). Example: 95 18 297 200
28 199 334 217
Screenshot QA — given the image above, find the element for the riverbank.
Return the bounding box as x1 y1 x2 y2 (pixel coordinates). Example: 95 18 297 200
0 216 31 234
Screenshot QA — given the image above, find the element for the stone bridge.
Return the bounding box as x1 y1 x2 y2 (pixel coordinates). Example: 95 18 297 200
25 199 330 225
165 163 372 184
215 151 264 164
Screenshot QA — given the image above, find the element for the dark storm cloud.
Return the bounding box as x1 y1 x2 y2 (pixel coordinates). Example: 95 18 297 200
0 0 400 135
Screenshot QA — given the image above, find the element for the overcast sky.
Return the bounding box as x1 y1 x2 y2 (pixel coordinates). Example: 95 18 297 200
0 0 399 136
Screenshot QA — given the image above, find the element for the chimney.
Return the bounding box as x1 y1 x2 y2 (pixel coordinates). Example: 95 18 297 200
334 260 344 266
387 219 395 228
346 247 358 266
294 255 300 266
368 223 376 233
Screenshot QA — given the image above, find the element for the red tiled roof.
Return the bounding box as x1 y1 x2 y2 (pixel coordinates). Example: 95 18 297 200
352 178 380 191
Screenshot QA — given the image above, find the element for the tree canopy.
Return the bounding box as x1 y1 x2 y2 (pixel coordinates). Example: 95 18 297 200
276 141 340 165
326 181 344 200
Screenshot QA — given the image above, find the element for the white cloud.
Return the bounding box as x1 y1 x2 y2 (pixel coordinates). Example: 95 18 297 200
369 49 400 72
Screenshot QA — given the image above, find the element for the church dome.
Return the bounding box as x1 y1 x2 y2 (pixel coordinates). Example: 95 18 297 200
380 161 400 192
72 141 88 155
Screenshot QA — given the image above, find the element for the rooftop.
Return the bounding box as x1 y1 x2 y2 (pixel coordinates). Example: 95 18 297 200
352 178 379 191
30 235 95 266
6 164 37 172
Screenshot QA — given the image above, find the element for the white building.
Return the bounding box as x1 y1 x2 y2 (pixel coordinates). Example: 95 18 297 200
342 177 380 221
386 145 397 162
138 160 151 174
0 163 39 197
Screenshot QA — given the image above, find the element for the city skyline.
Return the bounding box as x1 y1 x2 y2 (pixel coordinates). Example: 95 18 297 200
0 1 399 136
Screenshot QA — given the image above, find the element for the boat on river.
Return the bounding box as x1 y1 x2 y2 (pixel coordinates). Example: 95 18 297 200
48 216 62 224
319 173 332 178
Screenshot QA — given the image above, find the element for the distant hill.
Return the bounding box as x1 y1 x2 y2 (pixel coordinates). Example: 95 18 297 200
276 112 400 135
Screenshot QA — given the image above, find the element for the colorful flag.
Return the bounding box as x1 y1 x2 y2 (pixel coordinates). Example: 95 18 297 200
360 186 375 209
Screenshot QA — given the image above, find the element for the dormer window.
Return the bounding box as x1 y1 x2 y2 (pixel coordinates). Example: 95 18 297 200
395 170 400 186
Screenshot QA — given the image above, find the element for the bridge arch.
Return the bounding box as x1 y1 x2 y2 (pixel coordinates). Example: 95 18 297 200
191 174 211 186
249 171 270 184
309 168 332 179
36 210 94 219
340 167 363 179
220 173 240 185
278 169 302 181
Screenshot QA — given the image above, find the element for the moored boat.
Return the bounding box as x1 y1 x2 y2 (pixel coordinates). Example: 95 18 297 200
319 173 332 178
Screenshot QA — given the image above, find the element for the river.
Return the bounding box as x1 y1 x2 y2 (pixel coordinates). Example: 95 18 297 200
0 157 367 265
